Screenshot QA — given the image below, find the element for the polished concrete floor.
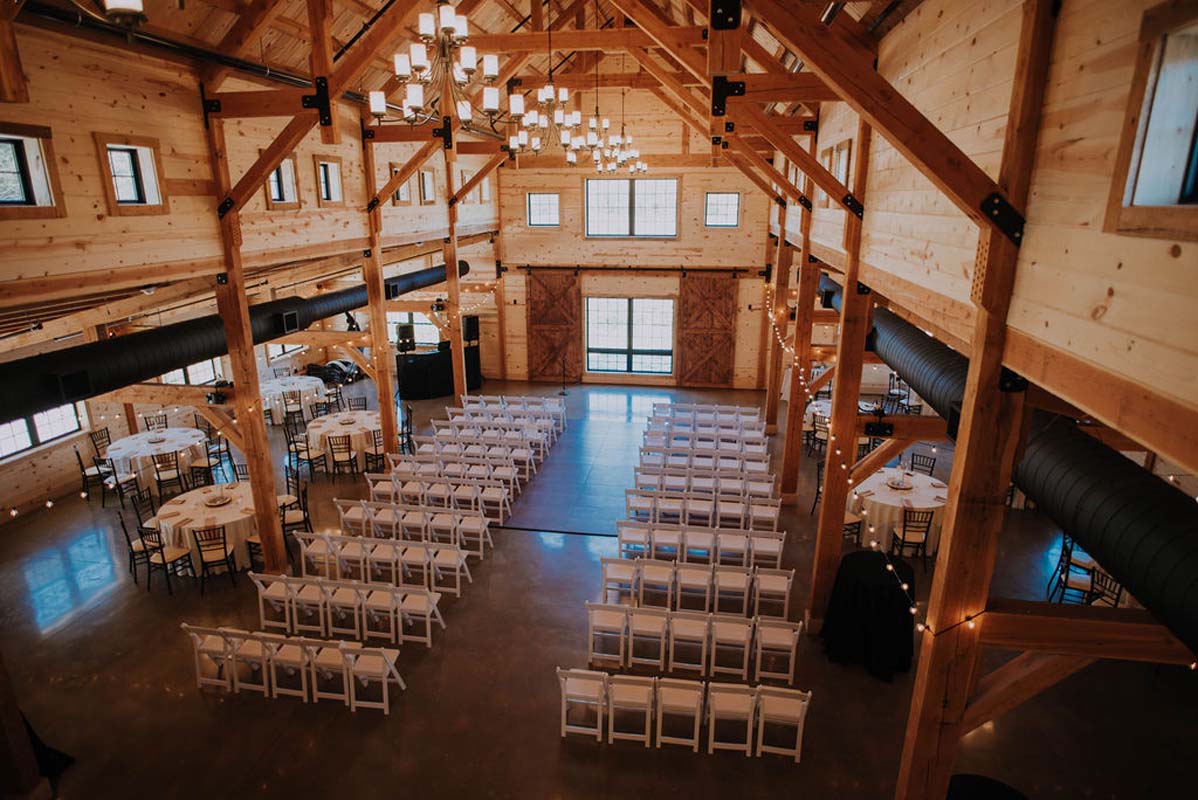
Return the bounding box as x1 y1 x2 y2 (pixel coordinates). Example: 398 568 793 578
0 379 1194 798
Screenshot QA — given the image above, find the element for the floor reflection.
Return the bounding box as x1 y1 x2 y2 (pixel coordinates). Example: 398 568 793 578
23 529 117 633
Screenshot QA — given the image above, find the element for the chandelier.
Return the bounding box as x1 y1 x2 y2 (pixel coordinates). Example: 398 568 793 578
368 1 503 128
594 86 647 174
505 10 587 163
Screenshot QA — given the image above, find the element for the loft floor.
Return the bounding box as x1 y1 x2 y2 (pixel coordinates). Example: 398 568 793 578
0 380 1192 798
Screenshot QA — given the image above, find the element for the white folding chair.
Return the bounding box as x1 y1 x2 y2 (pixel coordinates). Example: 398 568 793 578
601 557 638 604
637 559 676 609
754 618 804 685
180 623 231 691
585 601 628 667
715 530 749 567
399 589 445 648
289 577 328 636
304 637 349 706
667 611 710 675
607 675 655 747
655 678 705 752
707 683 757 756
627 607 669 670
714 565 752 615
710 613 753 680
262 632 309 702
753 567 795 619
557 667 609 741
325 580 363 639
221 628 270 696
431 544 473 597
341 643 406 715
617 522 651 559
755 686 812 762
250 572 292 633
675 562 713 612
749 531 786 570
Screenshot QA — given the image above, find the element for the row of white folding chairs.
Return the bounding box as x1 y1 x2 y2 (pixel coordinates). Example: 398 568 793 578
616 521 784 568
363 473 512 523
638 446 770 474
582 605 803 683
643 428 768 453
388 453 522 495
432 416 554 452
447 406 561 439
431 426 549 462
645 415 767 436
336 497 493 557
598 559 794 618
460 394 566 431
625 489 782 531
294 530 474 596
558 669 810 760
410 437 538 478
247 571 447 646
633 466 778 500
180 623 405 714
650 402 761 422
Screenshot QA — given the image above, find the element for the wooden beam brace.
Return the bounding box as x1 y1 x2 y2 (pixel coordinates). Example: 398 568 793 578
306 0 341 144
0 14 28 103
726 136 808 206
979 598 1195 665
733 72 838 102
807 365 834 394
456 140 506 156
202 0 290 92
193 405 247 456
721 151 785 204
849 437 911 487
959 652 1096 736
608 0 710 83
105 382 231 408
275 329 372 348
451 153 507 206
205 88 314 118
334 342 377 382
854 414 949 441
466 26 706 53
628 48 708 119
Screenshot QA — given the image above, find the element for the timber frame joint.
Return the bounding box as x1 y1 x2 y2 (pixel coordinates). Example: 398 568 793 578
798 195 813 211
217 197 234 218
981 191 1026 245
999 367 1029 393
432 115 453 149
842 192 865 218
199 84 220 129
710 0 742 30
711 74 745 117
301 77 333 127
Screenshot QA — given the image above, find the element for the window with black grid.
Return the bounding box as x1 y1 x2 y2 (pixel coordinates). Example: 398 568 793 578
585 179 631 236
704 192 740 227
386 311 441 345
526 192 560 226
632 179 678 236
107 147 144 204
0 403 84 459
586 178 678 237
0 139 33 205
585 297 674 374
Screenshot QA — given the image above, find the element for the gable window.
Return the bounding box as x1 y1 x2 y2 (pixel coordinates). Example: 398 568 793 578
585 178 678 238
1107 6 1198 240
419 169 437 205
585 297 675 374
386 311 441 346
526 192 560 226
314 155 344 207
0 403 85 460
162 358 223 386
94 133 167 216
267 343 305 361
390 163 412 206
264 153 300 210
704 192 740 227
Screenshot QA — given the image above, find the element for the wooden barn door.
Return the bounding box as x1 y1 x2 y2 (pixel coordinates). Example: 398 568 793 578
526 271 582 383
677 273 737 388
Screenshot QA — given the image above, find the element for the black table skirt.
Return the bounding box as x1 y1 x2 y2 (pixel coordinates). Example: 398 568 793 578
820 549 916 681
395 344 482 400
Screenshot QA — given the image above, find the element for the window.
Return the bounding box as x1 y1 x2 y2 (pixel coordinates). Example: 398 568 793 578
390 163 412 206
0 138 33 205
585 178 678 237
527 192 560 226
386 312 441 345
817 147 833 207
94 133 167 216
267 343 305 360
419 169 437 205
585 297 675 374
705 192 740 227
314 155 344 207
459 169 476 204
481 175 492 203
1107 7 1198 240
0 123 65 220
161 358 222 385
264 153 300 210
833 140 852 188
0 403 85 460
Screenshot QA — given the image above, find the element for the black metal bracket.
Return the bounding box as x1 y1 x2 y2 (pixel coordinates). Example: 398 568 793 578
797 195 812 212
501 144 516 161
301 76 333 127
216 273 229 285
981 191 1025 246
842 192 864 218
432 115 453 149
803 118 819 132
711 74 745 117
199 84 220 130
496 261 507 276
808 254 820 264
789 307 796 321
774 196 786 208
721 140 729 149
217 197 234 219
360 122 375 141
711 135 722 146
856 282 871 295
710 0 742 30
864 421 894 437
761 263 772 282
725 121 735 133
999 367 1029 393
448 195 458 207
363 249 372 258
701 27 709 40
366 197 380 212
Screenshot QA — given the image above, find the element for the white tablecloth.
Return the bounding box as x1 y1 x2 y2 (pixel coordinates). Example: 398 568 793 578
154 483 294 570
803 399 879 432
260 375 327 423
849 467 948 554
307 410 381 470
105 428 207 495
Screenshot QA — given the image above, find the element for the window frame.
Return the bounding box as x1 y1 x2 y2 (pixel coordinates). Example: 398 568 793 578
263 152 301 211
386 311 442 346
584 296 676 376
1105 2 1198 241
93 132 169 217
704 191 741 227
266 342 306 362
0 402 85 462
584 177 680 239
161 357 223 386
419 169 437 205
313 154 345 208
389 162 412 206
0 137 35 206
526 191 561 227
107 146 146 205
0 123 64 221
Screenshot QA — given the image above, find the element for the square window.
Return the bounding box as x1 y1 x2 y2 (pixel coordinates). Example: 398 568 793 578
527 192 560 226
0 419 32 458
0 138 34 205
94 133 166 216
586 179 678 237
32 404 81 443
585 296 674 375
263 153 300 210
481 175 492 203
390 163 412 206
107 147 144 204
314 155 344 207
704 192 740 227
586 179 631 236
419 170 437 205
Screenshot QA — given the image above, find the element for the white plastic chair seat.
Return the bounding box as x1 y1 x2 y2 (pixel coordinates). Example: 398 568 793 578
297 584 324 603
374 508 400 525
691 477 715 492
677 570 710 589
350 649 399 678
759 693 808 720
235 638 268 658
754 538 782 555
659 686 701 711
710 692 753 716
313 646 343 671
433 549 463 568
197 634 225 656
610 682 653 704
365 590 396 611
671 617 708 638
460 517 486 532
630 614 667 635
892 525 927 544
756 574 789 594
591 609 627 630
272 643 306 667
330 587 358 606
713 621 750 642
663 477 688 492
641 565 673 584
341 505 366 522
481 487 506 501
340 543 369 559
401 592 441 613
758 626 795 649
402 511 426 526
262 582 288 602
607 562 636 582
400 548 430 565
563 676 604 700
716 572 748 590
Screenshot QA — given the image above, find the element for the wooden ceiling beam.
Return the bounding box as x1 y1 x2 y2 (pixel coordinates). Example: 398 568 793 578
450 153 507 206
0 2 28 103
607 0 709 83
466 25 705 52
959 652 1096 736
306 0 341 145
202 0 290 92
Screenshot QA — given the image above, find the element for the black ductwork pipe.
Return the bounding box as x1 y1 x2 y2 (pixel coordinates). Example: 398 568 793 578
819 275 1198 653
0 261 468 424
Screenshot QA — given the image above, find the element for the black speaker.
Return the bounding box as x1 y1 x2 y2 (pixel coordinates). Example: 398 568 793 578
396 323 416 353
462 314 479 342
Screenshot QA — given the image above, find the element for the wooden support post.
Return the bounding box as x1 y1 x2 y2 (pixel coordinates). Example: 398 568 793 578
959 652 1095 736
306 0 342 145
896 3 1056 796
204 118 288 574
361 127 399 450
780 168 818 503
807 119 872 627
441 72 468 401
763 208 793 433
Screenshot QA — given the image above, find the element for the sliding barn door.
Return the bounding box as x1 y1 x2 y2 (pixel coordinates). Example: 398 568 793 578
526 271 582 383
677 273 737 388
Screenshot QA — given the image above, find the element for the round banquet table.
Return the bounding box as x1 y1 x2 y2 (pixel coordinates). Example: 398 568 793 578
307 410 381 470
154 483 294 570
820 549 916 681
104 428 207 496
259 375 327 423
803 399 880 432
849 466 948 554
